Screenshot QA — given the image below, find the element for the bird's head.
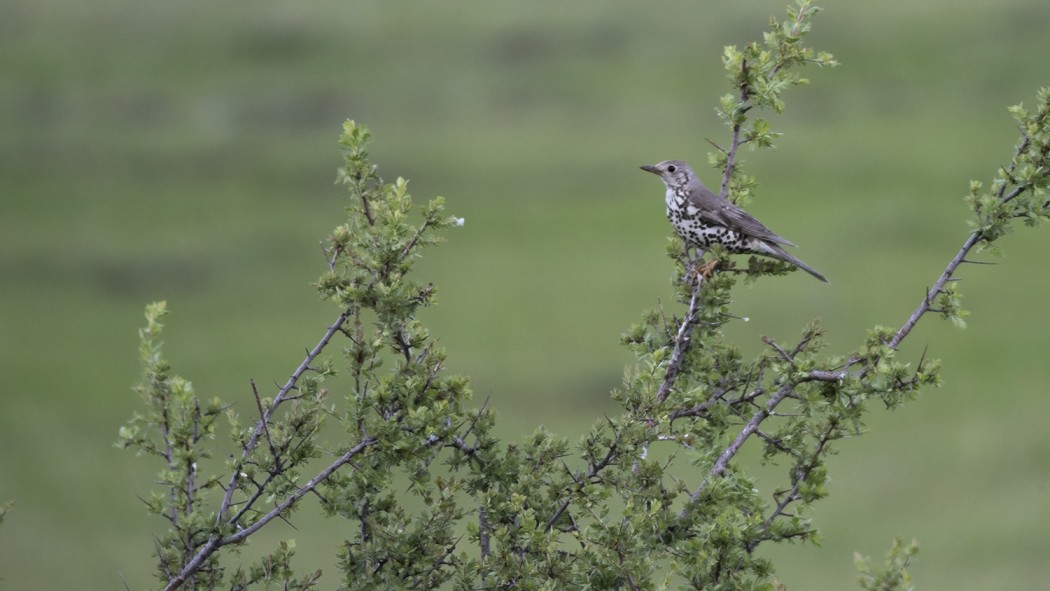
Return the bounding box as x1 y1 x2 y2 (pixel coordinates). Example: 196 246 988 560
640 160 694 188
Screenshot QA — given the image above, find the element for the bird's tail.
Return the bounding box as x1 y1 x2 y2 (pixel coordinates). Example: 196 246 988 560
766 245 829 283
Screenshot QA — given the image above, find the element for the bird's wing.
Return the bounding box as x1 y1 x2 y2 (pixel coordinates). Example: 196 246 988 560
709 204 796 246
686 183 796 246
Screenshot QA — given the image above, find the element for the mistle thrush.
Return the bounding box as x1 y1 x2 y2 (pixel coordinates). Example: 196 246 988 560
641 160 828 282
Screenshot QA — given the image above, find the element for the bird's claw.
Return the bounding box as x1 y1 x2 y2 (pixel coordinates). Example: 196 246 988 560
698 259 719 279
685 259 718 286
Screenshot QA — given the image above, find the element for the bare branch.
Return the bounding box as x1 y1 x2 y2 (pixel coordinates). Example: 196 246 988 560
359 189 375 226
250 379 280 469
888 233 979 350
478 506 491 560
656 278 704 404
762 336 794 363
322 241 340 271
721 58 751 199
393 328 413 363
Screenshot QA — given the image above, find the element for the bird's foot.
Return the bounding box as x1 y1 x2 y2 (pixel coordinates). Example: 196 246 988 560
684 259 718 287
697 259 719 280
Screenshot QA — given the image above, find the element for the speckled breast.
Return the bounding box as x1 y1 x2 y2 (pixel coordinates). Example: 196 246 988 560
665 191 747 250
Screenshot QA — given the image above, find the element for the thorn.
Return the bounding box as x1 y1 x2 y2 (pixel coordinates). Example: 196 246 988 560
960 258 997 265
705 138 727 153
278 513 298 530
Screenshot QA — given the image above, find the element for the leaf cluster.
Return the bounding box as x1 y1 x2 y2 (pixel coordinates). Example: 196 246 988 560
967 89 1050 249
854 538 920 591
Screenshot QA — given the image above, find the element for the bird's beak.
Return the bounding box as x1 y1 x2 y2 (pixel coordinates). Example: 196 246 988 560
640 164 659 174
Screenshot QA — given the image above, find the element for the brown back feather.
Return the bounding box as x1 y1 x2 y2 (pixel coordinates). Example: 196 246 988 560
685 177 796 247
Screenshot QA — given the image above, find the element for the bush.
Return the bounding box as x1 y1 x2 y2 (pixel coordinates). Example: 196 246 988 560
118 3 1050 589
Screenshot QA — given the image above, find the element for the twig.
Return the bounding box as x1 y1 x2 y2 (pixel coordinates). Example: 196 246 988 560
721 58 751 198
250 379 281 469
656 279 704 404
394 327 413 363
762 336 794 363
360 497 370 575
545 429 622 532
400 219 436 260
449 399 490 456
359 185 375 226
408 540 461 591
158 406 177 526
478 506 490 560
889 232 979 350
322 241 340 271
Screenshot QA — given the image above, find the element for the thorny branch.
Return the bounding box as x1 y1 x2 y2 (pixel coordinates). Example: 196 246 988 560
687 383 795 504
887 233 979 351
162 437 378 591
656 275 704 404
155 308 355 591
216 308 354 527
812 125 1050 383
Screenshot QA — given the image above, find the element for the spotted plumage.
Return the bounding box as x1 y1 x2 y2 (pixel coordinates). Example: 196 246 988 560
641 159 828 282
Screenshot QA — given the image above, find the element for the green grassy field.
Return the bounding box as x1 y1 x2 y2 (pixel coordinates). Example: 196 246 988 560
2 0 1049 588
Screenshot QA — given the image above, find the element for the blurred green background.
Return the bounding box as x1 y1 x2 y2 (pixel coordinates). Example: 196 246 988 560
2 0 1049 588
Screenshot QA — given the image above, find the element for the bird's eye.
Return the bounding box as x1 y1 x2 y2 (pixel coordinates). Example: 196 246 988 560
667 165 677 173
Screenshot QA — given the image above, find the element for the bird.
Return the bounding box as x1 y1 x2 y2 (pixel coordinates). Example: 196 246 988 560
640 159 828 283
